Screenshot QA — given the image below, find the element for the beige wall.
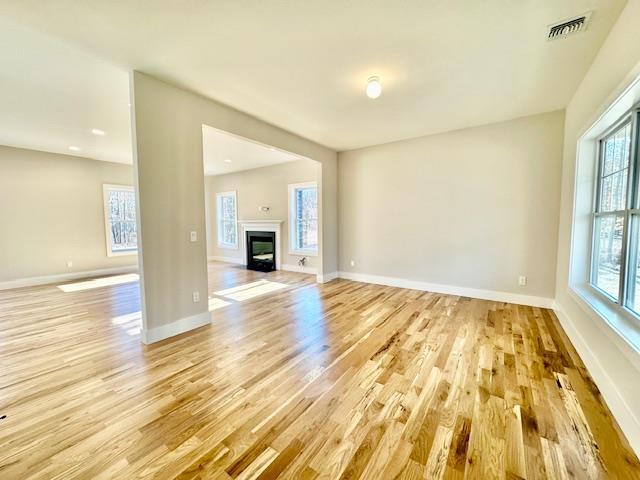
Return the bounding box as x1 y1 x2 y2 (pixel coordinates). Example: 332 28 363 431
554 0 640 452
131 72 337 343
0 145 136 285
205 159 320 270
338 110 564 300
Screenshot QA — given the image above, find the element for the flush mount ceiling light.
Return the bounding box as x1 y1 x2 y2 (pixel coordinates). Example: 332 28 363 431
68 145 81 152
366 75 382 99
224 158 232 163
91 128 106 136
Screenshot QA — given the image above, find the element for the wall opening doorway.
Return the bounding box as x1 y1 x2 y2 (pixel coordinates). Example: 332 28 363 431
200 124 322 314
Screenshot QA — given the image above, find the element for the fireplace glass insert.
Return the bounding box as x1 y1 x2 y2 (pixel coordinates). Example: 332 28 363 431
246 231 276 272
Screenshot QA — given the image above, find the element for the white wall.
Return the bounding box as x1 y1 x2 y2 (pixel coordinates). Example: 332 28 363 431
205 159 320 271
0 145 136 288
130 72 337 344
554 0 640 454
338 110 564 304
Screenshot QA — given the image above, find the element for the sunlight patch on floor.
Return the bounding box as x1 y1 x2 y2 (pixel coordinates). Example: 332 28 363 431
58 274 139 292
111 311 142 325
209 297 232 311
214 280 273 296
126 326 142 336
214 279 288 302
111 311 142 335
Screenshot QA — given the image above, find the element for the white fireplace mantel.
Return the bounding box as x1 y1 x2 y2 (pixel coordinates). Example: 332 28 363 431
238 220 284 270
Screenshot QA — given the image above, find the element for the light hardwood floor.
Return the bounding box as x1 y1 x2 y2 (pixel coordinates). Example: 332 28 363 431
0 261 639 479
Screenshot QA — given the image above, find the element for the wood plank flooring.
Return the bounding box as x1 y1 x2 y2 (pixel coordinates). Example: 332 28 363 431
0 261 639 479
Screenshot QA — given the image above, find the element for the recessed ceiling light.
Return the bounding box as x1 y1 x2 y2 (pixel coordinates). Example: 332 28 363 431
366 76 382 99
68 145 81 152
91 128 106 136
224 158 232 163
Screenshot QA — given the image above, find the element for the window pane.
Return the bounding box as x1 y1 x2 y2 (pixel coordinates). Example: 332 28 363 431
107 187 137 252
217 193 236 246
600 169 628 212
599 122 631 211
625 214 640 314
593 214 624 299
223 220 235 245
294 186 317 250
222 196 235 221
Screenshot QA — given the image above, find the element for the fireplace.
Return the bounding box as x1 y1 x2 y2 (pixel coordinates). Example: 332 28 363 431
246 231 276 272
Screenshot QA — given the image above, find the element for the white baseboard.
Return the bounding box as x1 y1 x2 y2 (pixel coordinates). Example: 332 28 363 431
0 265 139 291
317 271 338 283
142 310 211 344
337 271 554 308
554 306 640 456
209 256 317 275
208 255 244 265
281 264 317 275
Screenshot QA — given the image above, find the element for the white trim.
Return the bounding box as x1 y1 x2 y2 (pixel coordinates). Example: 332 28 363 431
289 249 318 257
208 255 244 265
103 184 138 257
554 305 640 456
337 271 554 308
288 181 319 257
129 72 149 344
141 311 211 344
216 190 238 249
0 265 138 291
569 285 640 358
281 264 317 275
208 256 316 275
317 271 338 283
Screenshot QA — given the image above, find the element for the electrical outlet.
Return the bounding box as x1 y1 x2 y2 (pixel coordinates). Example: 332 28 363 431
350 260 356 267
66 260 73 268
190 231 197 242
518 276 527 286
192 291 200 303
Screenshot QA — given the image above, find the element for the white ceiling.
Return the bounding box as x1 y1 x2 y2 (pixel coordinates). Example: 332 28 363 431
202 125 301 176
0 17 131 164
0 0 627 156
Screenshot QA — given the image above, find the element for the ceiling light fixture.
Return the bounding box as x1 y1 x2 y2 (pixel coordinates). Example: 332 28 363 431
224 158 232 163
91 128 106 136
68 145 81 152
366 76 382 99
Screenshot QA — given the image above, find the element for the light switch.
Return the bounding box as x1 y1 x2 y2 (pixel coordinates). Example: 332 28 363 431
190 231 197 242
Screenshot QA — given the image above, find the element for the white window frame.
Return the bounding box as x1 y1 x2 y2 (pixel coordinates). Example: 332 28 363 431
216 190 238 249
103 184 137 257
589 106 640 316
288 181 318 256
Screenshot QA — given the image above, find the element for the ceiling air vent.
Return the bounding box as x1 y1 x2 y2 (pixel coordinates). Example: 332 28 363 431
547 12 592 40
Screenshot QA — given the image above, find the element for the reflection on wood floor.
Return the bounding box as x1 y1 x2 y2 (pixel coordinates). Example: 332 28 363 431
0 261 639 479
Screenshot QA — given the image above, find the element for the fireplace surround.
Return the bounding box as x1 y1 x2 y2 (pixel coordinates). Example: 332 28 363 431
238 220 283 272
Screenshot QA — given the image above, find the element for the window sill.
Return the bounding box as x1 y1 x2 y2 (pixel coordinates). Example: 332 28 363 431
569 283 640 355
107 250 138 258
217 244 238 250
289 249 318 257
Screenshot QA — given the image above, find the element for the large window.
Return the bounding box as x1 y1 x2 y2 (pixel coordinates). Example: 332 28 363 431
591 110 640 314
103 184 137 256
288 182 318 255
216 191 237 248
